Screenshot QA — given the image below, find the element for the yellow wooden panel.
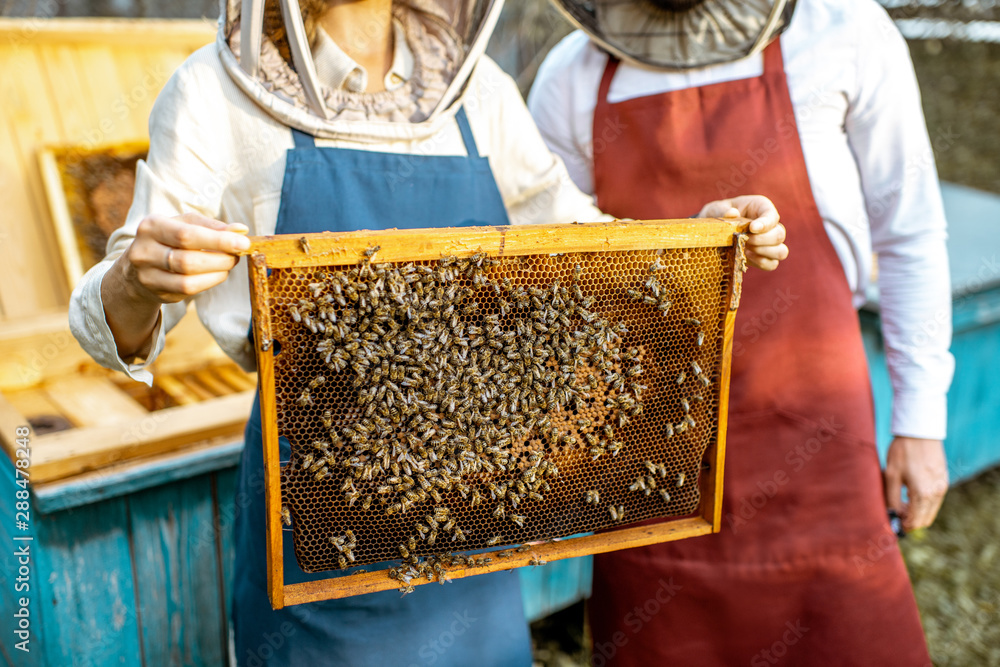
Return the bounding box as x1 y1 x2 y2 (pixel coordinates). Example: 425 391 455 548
38 45 95 143
0 45 68 317
44 376 149 427
73 45 143 146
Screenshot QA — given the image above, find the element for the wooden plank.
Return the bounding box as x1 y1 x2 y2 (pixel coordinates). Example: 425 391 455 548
44 376 148 427
32 436 242 515
248 253 285 610
27 391 254 483
1 454 46 667
4 386 64 422
245 218 752 269
73 44 143 146
156 375 201 405
279 518 714 607
192 368 237 397
0 45 67 317
519 556 593 622
0 308 229 391
129 473 226 666
176 374 217 402
214 467 239 653
0 393 30 461
36 149 86 289
29 491 144 666
0 18 215 49
215 365 258 392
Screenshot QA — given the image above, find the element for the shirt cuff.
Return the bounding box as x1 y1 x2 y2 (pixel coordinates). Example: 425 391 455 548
891 389 948 441
69 262 168 387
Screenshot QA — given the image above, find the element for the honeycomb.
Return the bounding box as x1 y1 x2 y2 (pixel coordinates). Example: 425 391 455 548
258 246 733 574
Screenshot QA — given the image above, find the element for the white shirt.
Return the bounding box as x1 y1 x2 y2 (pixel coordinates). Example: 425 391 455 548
313 22 413 93
528 0 954 440
69 45 606 389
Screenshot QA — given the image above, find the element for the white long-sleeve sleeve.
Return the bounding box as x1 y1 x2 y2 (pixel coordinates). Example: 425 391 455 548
528 0 954 440
847 5 953 439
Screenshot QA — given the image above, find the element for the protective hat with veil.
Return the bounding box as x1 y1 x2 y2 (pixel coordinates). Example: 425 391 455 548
550 0 796 69
217 0 504 138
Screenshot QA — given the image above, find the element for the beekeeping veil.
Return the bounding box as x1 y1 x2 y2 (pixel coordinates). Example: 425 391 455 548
216 0 503 140
551 0 795 70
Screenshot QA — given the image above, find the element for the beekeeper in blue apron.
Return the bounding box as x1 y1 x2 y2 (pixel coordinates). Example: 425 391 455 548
68 0 785 663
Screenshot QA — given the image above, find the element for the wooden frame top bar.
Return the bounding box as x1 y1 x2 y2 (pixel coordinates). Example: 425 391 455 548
243 218 750 269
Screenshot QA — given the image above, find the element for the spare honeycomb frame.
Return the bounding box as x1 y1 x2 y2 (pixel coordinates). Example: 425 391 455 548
246 218 749 609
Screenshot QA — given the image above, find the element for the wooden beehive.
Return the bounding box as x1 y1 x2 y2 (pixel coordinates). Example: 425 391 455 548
246 219 748 608
0 18 260 486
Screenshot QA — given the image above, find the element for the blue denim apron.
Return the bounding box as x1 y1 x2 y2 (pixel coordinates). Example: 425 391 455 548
231 109 531 667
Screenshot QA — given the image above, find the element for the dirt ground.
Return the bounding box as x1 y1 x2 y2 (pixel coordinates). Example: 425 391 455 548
531 467 1000 665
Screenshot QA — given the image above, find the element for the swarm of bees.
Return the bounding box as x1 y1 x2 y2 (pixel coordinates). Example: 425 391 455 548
275 249 715 591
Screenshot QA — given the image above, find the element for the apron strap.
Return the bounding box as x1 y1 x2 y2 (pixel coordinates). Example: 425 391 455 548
454 107 480 158
291 127 317 149
598 56 621 105
762 37 784 75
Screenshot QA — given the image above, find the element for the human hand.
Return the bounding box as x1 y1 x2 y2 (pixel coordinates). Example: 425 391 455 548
884 436 948 532
116 212 250 305
697 195 787 271
101 213 249 359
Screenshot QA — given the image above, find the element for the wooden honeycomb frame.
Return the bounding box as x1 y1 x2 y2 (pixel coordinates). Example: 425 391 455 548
245 219 749 608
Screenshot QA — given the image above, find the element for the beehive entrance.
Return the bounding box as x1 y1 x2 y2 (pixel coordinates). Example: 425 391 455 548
247 220 746 605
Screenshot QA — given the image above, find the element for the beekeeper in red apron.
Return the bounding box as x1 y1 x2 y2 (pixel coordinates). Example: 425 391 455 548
529 0 953 663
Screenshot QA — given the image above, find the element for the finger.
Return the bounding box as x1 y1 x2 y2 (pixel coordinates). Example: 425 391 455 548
138 267 232 300
177 212 249 235
746 243 789 262
883 468 904 517
165 248 240 276
745 254 779 272
746 223 786 248
697 200 735 218
905 484 947 531
142 215 251 254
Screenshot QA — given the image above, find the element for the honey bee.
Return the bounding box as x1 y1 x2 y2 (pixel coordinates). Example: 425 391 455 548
308 375 326 389
675 421 688 434
288 304 302 323
493 504 506 520
649 258 663 273
364 245 381 259
609 505 619 521
487 535 502 546
427 530 438 545
297 389 313 407
338 555 348 569
529 556 547 567
660 489 672 503
676 371 686 385
510 514 526 528
684 318 701 327
400 585 415 597
684 414 697 428
696 331 705 346
676 472 686 487
280 505 291 526
298 236 311 254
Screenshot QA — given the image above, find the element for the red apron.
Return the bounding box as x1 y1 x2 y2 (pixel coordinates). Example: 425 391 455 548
589 40 931 666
